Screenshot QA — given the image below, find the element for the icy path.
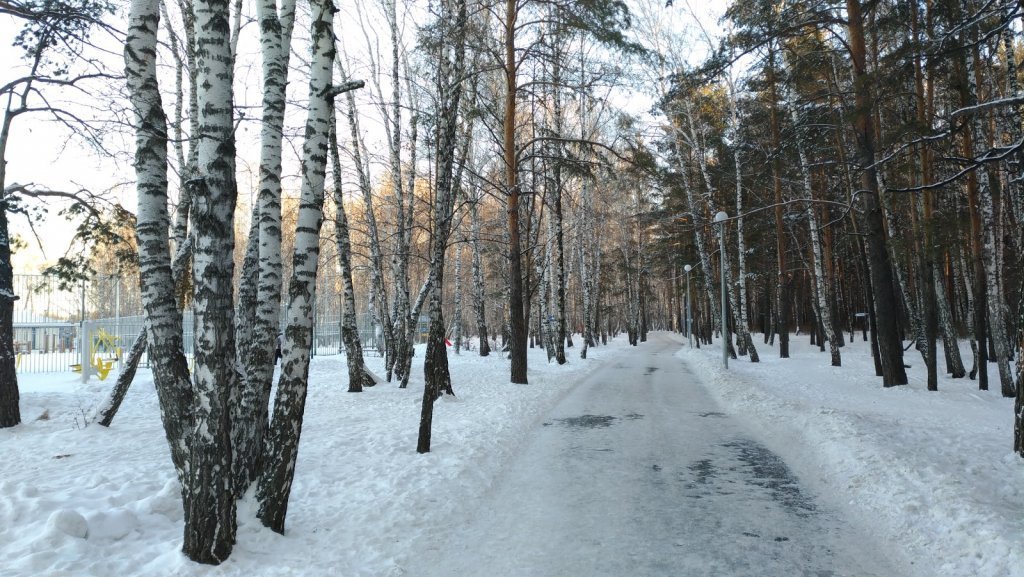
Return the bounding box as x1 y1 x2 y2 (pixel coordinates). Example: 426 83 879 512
406 333 903 577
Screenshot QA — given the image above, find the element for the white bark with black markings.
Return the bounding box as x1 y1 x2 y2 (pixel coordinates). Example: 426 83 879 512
255 0 334 532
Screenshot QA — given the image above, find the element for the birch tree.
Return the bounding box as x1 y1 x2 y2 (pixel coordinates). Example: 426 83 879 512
418 0 467 454
180 0 243 559
254 0 336 530
469 181 490 356
231 0 296 495
126 0 238 561
329 106 375 393
790 96 840 366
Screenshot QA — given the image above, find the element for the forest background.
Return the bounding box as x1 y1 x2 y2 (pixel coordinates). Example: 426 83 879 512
1 0 1023 566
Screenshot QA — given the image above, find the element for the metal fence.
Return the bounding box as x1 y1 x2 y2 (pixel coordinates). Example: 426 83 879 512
11 272 388 378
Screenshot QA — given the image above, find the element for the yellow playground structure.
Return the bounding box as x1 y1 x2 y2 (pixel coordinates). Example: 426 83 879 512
70 328 122 380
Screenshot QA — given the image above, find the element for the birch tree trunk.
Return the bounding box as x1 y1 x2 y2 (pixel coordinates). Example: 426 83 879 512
453 239 463 354
184 0 241 559
95 328 148 427
97 239 193 427
1002 29 1024 252
767 47 790 358
578 184 594 358
255 0 335 531
97 7 197 425
967 45 1015 397
418 0 467 453
791 105 840 366
340 82 395 380
673 138 718 333
393 111 421 388
729 82 757 362
231 0 295 495
126 0 193 485
330 107 374 393
537 219 555 361
548 42 568 364
935 271 965 377
470 187 490 356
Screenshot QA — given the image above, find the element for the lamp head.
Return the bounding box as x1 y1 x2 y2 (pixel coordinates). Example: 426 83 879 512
714 211 728 223
684 264 692 272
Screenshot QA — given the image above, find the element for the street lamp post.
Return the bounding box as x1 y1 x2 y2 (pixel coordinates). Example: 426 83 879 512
714 211 728 369
684 264 692 348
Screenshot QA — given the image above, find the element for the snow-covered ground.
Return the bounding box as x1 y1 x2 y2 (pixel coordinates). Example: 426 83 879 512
680 333 1024 577
0 332 1021 576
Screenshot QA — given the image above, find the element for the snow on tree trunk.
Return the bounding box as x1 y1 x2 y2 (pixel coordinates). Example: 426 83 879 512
125 0 193 496
255 0 333 532
0 198 18 428
1001 28 1024 255
934 272 965 378
96 330 146 427
878 171 923 358
184 0 240 560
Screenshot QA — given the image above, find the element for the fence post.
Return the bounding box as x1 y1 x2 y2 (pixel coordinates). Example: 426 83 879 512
80 321 92 383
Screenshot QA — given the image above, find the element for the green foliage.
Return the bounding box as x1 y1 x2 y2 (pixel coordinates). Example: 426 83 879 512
42 203 137 290
556 0 647 57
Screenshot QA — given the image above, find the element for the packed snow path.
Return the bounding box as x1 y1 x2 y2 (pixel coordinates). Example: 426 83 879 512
406 333 902 577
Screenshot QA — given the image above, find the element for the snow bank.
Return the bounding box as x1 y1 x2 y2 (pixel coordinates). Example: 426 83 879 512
0 339 625 577
678 333 1024 577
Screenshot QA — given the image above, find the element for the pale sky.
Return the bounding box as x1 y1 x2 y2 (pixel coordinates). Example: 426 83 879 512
0 0 728 275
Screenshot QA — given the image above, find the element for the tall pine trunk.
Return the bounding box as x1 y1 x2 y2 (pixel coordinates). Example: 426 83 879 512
503 0 527 383
845 0 907 386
